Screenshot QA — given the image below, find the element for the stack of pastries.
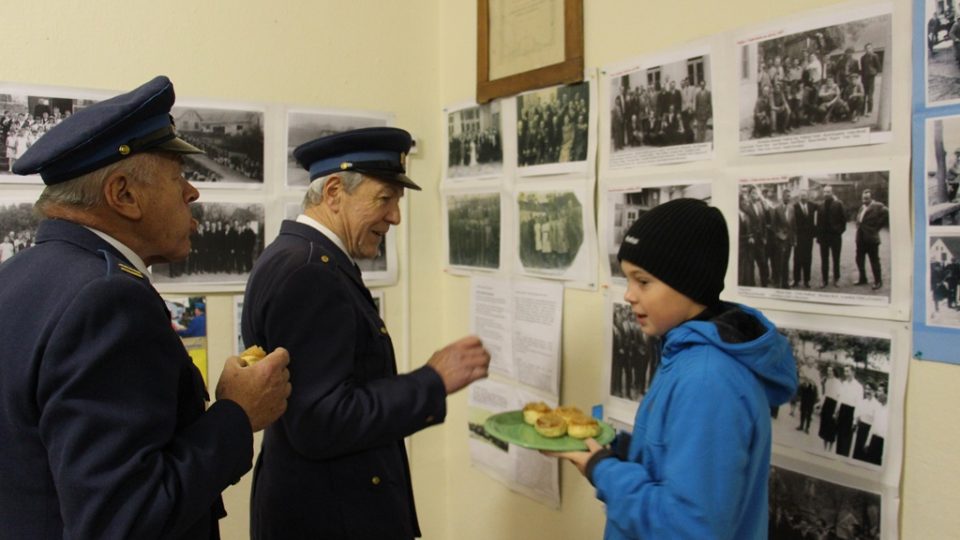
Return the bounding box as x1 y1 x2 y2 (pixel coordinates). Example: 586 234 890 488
522 402 600 439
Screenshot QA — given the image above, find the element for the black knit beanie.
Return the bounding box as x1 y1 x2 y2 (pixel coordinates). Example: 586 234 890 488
617 198 729 306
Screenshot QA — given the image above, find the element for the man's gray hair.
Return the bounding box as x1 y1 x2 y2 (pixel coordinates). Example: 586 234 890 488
302 171 365 210
34 153 157 216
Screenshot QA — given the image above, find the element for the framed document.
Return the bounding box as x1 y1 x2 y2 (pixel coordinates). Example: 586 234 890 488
477 0 584 103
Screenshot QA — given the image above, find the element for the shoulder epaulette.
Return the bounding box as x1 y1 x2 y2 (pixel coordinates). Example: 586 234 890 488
98 249 147 281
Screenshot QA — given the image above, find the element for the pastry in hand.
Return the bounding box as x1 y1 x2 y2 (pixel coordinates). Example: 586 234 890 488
239 345 267 366
567 414 601 439
534 413 567 438
522 401 552 425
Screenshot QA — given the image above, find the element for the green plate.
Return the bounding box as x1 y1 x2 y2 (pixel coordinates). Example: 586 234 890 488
483 410 615 451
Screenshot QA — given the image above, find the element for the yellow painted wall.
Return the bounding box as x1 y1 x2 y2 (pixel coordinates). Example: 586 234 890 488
4 1 960 539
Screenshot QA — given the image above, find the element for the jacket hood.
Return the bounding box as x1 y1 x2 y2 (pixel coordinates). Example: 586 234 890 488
662 303 797 407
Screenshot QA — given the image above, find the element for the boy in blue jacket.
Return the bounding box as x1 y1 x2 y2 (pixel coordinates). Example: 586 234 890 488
551 198 797 539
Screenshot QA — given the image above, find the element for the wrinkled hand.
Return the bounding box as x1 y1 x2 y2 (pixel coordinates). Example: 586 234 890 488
544 437 604 477
426 335 491 395
216 347 292 432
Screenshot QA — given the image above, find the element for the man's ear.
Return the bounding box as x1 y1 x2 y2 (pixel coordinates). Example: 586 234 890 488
103 170 144 221
321 174 344 212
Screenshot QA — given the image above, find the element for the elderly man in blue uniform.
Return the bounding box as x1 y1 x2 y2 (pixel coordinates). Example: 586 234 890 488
243 127 491 539
0 76 292 539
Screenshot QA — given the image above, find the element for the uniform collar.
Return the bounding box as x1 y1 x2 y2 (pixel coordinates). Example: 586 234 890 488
83 226 151 280
295 214 354 265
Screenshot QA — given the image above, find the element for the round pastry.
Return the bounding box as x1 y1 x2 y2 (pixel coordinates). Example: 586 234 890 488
534 413 567 438
553 405 585 423
240 345 267 366
522 401 552 425
567 414 601 439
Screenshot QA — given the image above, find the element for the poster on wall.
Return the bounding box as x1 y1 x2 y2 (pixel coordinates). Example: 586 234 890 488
601 41 715 171
171 100 265 189
443 101 504 182
923 0 960 107
515 79 596 177
0 81 108 185
736 3 893 156
602 289 661 425
284 108 389 188
601 179 712 285
152 200 265 291
163 295 209 387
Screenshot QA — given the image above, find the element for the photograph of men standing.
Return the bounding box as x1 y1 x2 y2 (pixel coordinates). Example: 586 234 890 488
242 127 490 539
792 188 818 289
854 189 889 290
816 185 846 288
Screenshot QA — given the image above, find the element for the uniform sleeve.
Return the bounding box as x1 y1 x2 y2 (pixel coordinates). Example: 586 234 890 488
591 361 757 540
36 278 253 539
264 264 446 459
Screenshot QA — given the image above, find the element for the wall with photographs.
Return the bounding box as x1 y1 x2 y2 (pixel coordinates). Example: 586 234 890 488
0 2 442 539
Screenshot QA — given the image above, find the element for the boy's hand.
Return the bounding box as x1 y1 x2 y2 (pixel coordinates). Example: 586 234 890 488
544 437 604 477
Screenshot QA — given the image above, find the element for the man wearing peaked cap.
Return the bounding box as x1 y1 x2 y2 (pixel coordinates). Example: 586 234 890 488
243 127 491 539
0 75 291 539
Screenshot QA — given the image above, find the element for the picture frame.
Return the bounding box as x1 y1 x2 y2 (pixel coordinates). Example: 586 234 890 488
476 0 584 103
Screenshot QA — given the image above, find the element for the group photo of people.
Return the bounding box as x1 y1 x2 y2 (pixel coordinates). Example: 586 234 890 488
928 235 960 328
152 202 265 284
446 102 502 179
609 57 714 150
609 302 661 402
0 202 41 264
769 465 882 540
924 116 960 226
517 191 584 271
925 0 960 104
172 106 264 185
446 193 501 269
741 14 891 141
737 172 890 297
517 82 589 167
773 326 891 468
1 92 96 174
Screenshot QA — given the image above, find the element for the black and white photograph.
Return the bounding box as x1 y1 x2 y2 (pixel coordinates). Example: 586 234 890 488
772 324 892 470
445 102 503 180
0 85 102 182
924 115 960 226
737 171 891 306
927 234 960 328
609 300 661 402
171 104 264 187
446 192 501 270
516 81 590 171
737 5 892 155
285 109 388 188
605 49 714 168
604 182 711 281
769 464 882 540
152 201 265 286
0 200 41 264
925 0 960 105
516 190 584 273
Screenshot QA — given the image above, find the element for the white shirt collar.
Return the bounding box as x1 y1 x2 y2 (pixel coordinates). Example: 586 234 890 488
83 226 151 281
295 214 354 264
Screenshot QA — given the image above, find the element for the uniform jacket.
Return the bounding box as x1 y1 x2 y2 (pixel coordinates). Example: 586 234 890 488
0 219 252 539
815 196 846 240
792 200 818 241
855 201 889 245
590 304 797 540
242 220 446 540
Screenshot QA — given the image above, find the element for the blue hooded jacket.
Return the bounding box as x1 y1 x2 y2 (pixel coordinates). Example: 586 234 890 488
590 303 797 539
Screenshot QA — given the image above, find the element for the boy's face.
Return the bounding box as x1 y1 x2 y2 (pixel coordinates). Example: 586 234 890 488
620 260 705 338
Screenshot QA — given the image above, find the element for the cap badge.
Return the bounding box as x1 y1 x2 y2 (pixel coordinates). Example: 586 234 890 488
340 161 353 170
118 144 131 156
399 152 406 167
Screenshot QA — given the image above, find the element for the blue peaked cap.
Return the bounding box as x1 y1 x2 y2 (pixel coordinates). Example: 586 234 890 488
293 126 420 190
12 75 202 185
